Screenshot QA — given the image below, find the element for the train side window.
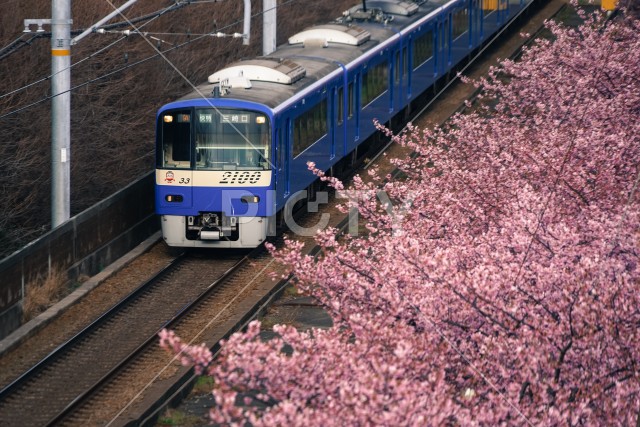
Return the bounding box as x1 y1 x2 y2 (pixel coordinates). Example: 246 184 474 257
293 100 328 158
395 52 400 84
298 118 307 152
362 61 389 107
452 8 469 40
483 0 498 12
337 87 344 125
317 104 325 135
412 31 434 70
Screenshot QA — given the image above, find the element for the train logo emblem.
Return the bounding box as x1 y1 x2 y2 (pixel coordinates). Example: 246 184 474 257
165 171 175 183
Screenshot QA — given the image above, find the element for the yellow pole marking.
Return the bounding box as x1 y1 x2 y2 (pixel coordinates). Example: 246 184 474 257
51 49 71 56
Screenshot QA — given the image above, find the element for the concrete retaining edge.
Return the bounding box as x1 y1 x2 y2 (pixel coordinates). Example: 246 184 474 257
0 231 162 357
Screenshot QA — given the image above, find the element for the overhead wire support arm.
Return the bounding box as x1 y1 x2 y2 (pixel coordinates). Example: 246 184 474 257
20 0 253 229
74 0 250 45
71 0 140 45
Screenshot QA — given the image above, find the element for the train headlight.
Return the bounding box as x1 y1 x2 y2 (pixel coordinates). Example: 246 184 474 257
241 195 260 204
163 115 173 123
255 116 266 124
165 195 183 202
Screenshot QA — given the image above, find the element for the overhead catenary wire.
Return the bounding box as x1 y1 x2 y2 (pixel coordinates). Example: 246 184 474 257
100 0 277 169
0 33 204 120
0 0 298 119
96 28 246 39
106 0 282 168
0 2 189 60
0 0 292 72
0 2 182 101
0 34 43 61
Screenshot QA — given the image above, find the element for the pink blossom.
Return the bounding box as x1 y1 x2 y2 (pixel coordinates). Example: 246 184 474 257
160 8 640 425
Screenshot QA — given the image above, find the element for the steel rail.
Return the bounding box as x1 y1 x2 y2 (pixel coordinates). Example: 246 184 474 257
43 248 260 426
131 3 570 424
0 253 186 401
1 3 566 424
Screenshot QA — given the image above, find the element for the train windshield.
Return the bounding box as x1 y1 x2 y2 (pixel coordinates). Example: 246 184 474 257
159 108 271 171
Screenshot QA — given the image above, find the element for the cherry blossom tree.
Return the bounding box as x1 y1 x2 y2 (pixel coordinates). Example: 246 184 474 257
161 6 640 425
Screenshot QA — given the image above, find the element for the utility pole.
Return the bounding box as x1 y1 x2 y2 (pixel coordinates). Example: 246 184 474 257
51 0 72 227
263 0 276 55
26 0 253 228
26 0 140 229
243 0 251 45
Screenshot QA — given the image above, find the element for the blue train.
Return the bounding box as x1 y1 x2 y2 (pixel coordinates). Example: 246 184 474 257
155 0 534 248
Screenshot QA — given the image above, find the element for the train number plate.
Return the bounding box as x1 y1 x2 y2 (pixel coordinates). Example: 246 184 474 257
219 171 263 185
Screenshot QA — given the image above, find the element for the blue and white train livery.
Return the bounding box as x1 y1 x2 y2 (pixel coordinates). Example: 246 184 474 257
155 0 534 248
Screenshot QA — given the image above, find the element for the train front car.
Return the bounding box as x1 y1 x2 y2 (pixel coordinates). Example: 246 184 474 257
155 101 275 248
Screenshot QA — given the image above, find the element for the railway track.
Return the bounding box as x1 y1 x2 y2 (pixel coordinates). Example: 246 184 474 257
69 206 349 426
0 202 349 426
0 253 248 426
0 0 568 425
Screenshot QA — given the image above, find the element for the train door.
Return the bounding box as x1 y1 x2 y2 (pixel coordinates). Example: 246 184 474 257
389 49 395 114
355 72 361 142
404 45 410 100
498 0 509 24
473 0 484 45
437 19 449 77
404 42 411 100
391 50 398 113
444 16 451 71
159 108 193 198
335 85 345 159
279 119 290 197
331 87 338 160
275 126 281 196
345 79 353 155
275 126 280 191
436 22 441 77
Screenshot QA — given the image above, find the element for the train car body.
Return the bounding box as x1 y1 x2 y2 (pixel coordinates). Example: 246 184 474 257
155 0 534 248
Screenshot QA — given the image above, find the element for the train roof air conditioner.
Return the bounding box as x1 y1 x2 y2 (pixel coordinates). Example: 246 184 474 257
350 0 420 16
208 58 306 85
288 24 371 47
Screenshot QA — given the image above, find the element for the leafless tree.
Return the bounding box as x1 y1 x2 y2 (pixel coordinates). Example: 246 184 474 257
0 0 356 257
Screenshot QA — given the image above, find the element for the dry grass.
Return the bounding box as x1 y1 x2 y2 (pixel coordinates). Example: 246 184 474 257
156 408 204 426
22 268 68 322
190 375 215 395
